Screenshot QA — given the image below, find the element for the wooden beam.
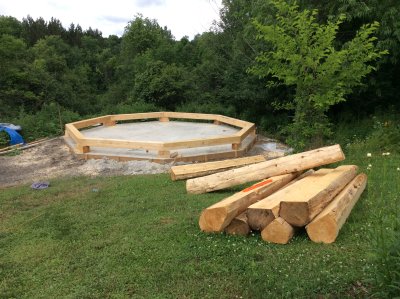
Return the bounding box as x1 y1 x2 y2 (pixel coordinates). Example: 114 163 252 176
82 137 164 150
164 111 216 121
110 112 164 121
159 117 170 122
224 213 250 236
199 173 299 232
186 144 345 194
162 135 241 150
70 116 110 129
247 169 322 230
170 155 266 181
305 173 367 243
261 217 295 244
279 165 358 227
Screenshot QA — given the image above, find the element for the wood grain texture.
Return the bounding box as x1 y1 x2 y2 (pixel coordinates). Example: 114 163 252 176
187 144 345 194
305 173 367 243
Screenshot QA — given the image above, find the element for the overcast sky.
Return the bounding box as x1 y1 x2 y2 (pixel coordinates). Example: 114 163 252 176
0 0 222 40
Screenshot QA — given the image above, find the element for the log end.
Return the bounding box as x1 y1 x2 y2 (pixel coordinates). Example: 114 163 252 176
199 207 229 232
279 201 309 227
224 218 250 236
305 215 337 243
247 208 275 231
261 217 295 244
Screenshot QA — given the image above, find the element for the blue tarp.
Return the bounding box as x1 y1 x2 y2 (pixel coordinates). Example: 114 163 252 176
0 126 24 145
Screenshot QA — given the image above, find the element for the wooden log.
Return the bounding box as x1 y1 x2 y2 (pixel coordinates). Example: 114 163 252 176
305 173 367 243
199 172 299 232
224 213 250 236
170 155 266 181
186 144 345 194
261 217 295 244
247 169 327 231
279 165 358 227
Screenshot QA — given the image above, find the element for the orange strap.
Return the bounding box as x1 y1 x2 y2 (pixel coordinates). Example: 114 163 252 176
242 179 273 193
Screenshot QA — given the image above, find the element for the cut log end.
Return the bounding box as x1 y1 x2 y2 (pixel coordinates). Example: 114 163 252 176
279 202 309 227
199 207 229 232
247 209 275 231
261 217 295 244
306 216 337 243
224 214 250 236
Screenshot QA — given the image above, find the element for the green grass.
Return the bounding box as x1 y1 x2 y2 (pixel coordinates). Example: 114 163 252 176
0 147 399 298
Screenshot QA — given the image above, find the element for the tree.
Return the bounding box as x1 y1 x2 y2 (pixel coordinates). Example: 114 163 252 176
250 0 387 149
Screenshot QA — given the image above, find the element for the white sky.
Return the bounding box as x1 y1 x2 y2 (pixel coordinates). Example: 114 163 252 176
0 0 222 40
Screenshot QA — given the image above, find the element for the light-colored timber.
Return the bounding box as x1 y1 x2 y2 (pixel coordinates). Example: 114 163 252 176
305 173 367 243
186 144 345 194
64 112 256 163
199 173 299 232
279 165 358 227
247 169 323 230
170 155 266 181
261 217 295 244
224 213 250 236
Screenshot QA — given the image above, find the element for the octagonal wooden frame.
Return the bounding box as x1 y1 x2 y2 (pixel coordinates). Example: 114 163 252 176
64 112 257 163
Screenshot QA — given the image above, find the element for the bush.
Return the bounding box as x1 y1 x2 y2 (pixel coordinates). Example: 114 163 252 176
103 100 158 115
176 100 236 117
11 103 80 141
0 130 10 147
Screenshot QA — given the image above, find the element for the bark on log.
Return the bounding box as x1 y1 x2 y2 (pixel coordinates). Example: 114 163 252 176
199 173 299 232
170 155 266 181
186 144 345 194
279 165 358 227
305 173 367 243
261 217 295 244
246 169 325 231
224 213 250 236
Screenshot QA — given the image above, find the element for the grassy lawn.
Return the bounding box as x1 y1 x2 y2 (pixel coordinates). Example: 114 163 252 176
1 146 399 298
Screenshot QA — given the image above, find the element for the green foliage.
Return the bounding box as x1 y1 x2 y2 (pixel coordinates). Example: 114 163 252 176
0 130 10 146
132 61 192 110
103 100 158 115
12 103 80 141
250 0 387 150
177 100 236 117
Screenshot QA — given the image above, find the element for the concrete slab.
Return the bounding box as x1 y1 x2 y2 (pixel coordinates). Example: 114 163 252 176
81 121 239 142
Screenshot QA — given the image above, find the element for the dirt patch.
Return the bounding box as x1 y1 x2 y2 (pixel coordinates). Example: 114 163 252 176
0 136 291 188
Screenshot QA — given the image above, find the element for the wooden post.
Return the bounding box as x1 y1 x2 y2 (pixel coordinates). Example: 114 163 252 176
157 150 170 158
261 217 295 244
186 144 345 194
224 213 250 236
159 117 170 122
76 144 90 154
232 143 240 150
199 173 299 232
305 173 367 243
103 120 116 126
279 165 358 227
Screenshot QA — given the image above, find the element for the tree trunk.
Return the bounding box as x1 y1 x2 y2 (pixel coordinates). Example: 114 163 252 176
170 155 266 181
199 173 298 232
186 144 345 194
279 165 358 227
224 213 250 236
261 217 295 244
305 173 367 243
247 168 322 230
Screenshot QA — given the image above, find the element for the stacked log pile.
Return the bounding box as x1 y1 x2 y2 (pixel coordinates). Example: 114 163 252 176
170 144 367 244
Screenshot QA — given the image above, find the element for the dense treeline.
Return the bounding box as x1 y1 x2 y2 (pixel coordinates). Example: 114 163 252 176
0 0 399 148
